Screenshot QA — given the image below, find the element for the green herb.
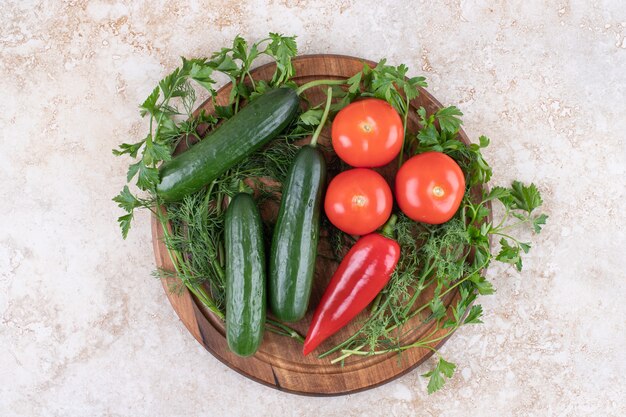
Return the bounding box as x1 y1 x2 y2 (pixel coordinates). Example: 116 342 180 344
423 357 457 394
294 59 429 166
113 34 548 394
210 33 298 112
361 59 427 114
113 33 306 341
113 33 298 238
321 104 547 394
162 136 301 316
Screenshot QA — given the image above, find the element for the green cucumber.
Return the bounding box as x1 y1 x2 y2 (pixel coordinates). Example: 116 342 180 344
157 88 300 201
224 193 266 357
269 145 326 322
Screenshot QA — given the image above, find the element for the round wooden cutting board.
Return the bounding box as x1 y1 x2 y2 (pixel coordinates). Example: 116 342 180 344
152 55 485 396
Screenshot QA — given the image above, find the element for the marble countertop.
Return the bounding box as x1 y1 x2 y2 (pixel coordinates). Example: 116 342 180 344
2 1 625 416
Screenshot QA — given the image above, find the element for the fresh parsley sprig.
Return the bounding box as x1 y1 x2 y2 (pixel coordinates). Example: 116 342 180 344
112 57 219 237
210 33 297 114
423 357 457 394
361 59 427 114
112 33 308 344
112 33 298 238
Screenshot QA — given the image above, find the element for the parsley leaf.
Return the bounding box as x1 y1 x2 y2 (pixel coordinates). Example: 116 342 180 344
113 186 141 213
136 164 160 191
533 213 549 233
144 142 172 163
469 274 495 295
158 68 184 98
126 161 141 182
112 141 144 158
429 297 447 320
483 186 510 203
417 123 440 147
299 108 323 126
510 181 543 214
347 71 362 94
423 357 457 394
139 86 160 117
265 33 297 85
496 238 523 271
116 213 134 240
435 106 463 133
187 60 216 92
464 305 483 324
361 59 427 114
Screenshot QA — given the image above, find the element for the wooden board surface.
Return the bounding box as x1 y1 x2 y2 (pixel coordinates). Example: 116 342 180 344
151 55 489 396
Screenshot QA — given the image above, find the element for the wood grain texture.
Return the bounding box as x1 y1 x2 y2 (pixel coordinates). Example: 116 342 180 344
151 55 489 396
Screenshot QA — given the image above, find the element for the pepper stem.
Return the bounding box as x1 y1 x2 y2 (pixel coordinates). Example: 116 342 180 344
309 87 333 148
380 214 398 239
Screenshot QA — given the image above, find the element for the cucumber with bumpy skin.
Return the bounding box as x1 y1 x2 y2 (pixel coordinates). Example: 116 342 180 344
225 192 266 357
157 88 300 201
269 145 326 322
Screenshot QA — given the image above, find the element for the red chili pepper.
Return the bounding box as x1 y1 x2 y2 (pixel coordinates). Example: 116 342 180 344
303 216 400 356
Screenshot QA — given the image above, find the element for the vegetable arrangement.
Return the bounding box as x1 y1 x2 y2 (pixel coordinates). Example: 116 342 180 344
113 33 547 394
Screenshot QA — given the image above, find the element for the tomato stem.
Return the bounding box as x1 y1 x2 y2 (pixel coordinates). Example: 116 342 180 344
309 87 333 147
380 214 398 239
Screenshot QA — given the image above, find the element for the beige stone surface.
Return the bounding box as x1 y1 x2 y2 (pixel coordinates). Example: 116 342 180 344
1 1 625 416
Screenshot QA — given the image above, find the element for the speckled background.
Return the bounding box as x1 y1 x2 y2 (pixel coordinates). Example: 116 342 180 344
1 1 625 416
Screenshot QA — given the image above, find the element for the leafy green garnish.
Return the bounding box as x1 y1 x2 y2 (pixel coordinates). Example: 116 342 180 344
361 59 427 114
423 358 457 394
509 181 544 214
113 34 548 395
435 106 464 133
266 33 298 85
112 33 299 238
321 102 547 393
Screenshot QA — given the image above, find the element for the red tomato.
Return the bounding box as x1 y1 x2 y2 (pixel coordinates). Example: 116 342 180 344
324 169 393 235
395 152 465 224
331 98 404 167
